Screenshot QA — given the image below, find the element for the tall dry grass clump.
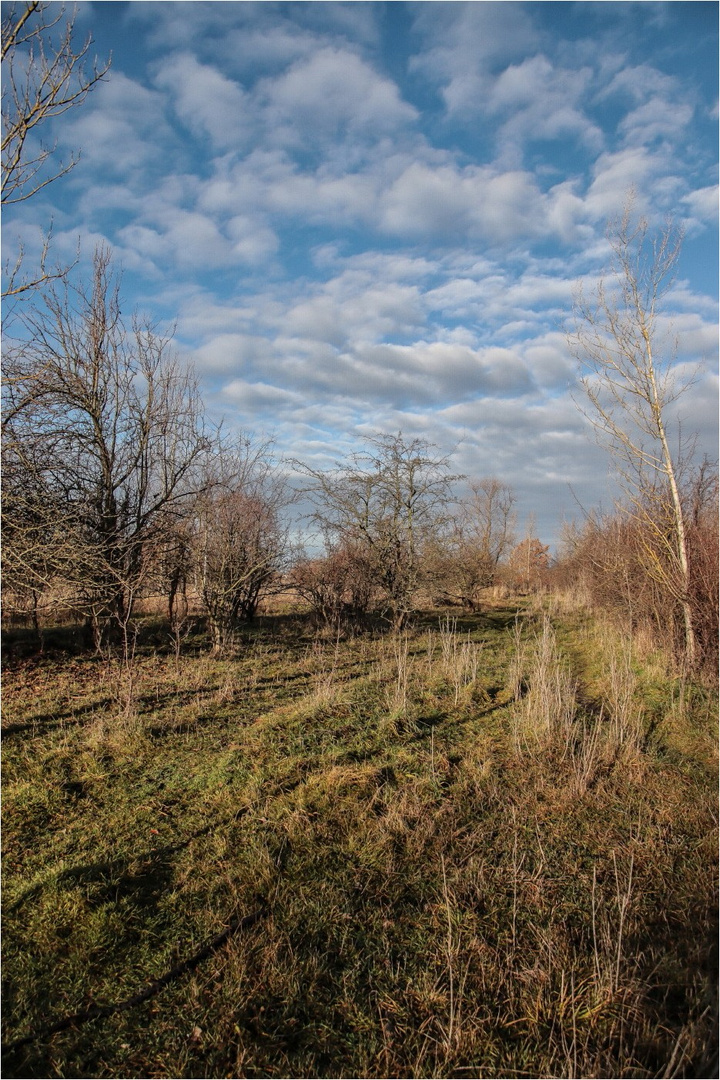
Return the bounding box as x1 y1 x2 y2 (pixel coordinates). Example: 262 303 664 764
512 615 576 749
512 614 648 793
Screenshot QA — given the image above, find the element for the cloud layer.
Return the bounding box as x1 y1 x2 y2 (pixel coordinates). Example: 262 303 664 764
3 1 717 546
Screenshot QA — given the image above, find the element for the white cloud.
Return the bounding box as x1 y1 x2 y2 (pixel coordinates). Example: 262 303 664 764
489 55 603 164
584 148 658 219
681 185 719 226
117 204 272 273
379 162 547 243
153 52 251 150
522 333 577 390
598 63 678 107
258 47 418 148
410 2 539 115
226 215 279 264
656 313 719 362
61 72 171 179
618 98 694 148
221 379 306 413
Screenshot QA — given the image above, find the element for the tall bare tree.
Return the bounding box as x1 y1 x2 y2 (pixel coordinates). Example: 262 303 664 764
568 196 697 666
2 246 208 650
2 1 110 295
299 433 459 630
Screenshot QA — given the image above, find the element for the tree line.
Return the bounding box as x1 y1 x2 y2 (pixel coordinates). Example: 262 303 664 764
1 252 538 654
3 233 715 678
2 4 716 674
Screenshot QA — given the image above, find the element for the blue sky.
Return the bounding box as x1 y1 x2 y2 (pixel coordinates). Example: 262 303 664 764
3 0 718 547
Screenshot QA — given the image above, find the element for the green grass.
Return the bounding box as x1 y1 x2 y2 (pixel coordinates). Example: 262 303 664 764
2 600 717 1078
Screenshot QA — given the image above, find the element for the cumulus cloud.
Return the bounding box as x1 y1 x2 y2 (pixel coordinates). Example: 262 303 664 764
410 2 539 115
584 148 660 219
258 47 418 149
618 98 694 148
681 185 719 226
489 55 603 165
60 73 171 180
153 52 251 149
379 162 548 243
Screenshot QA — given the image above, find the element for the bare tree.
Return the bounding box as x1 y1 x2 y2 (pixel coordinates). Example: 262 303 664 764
2 246 208 651
190 439 290 654
557 462 718 678
299 433 459 630
2 1 110 295
429 478 516 609
508 535 550 593
567 196 697 666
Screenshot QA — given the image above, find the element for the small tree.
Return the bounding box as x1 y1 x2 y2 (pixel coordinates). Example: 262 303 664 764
568 197 698 666
429 478 516 609
299 433 459 630
508 536 550 593
190 439 290 654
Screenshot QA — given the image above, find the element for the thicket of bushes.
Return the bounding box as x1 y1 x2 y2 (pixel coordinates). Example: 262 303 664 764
557 462 718 680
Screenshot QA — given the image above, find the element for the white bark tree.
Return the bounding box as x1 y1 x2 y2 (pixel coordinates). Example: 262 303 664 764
568 197 697 666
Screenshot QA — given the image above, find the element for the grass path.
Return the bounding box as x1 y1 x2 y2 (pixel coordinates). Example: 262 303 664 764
2 602 717 1078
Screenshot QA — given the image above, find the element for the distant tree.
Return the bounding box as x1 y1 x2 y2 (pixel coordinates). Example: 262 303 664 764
2 1 110 295
299 433 459 630
567 195 697 666
190 439 290 654
429 478 516 609
291 541 375 629
508 536 550 593
2 246 208 651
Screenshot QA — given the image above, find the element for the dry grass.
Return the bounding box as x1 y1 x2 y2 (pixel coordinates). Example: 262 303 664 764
2 600 717 1078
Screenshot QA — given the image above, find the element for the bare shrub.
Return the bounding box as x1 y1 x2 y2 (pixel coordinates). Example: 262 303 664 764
558 461 719 679
428 478 516 610
291 542 375 630
190 439 290 655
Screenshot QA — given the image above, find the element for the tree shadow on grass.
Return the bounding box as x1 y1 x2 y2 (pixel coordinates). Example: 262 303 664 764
6 810 248 915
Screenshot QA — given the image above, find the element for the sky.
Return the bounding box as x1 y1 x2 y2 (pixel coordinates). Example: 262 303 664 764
3 0 718 548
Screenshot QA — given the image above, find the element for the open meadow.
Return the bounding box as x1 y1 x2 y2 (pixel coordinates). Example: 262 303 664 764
2 597 717 1079
3 4 718 1078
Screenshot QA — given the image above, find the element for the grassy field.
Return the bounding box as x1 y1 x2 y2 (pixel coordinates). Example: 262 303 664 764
2 598 717 1079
